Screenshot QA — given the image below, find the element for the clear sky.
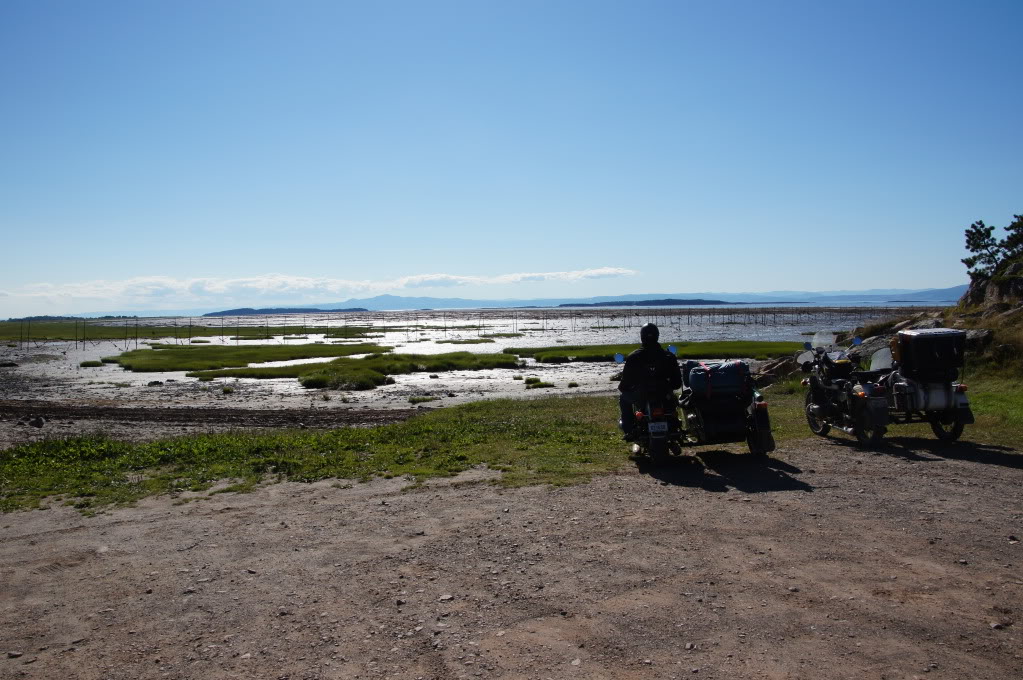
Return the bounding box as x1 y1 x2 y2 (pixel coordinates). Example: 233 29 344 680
1 0 1020 316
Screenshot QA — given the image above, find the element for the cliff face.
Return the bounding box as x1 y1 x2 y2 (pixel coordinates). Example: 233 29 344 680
961 260 1023 310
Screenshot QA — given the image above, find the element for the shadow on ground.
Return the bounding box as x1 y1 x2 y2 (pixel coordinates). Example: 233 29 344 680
826 433 1022 469
634 449 813 494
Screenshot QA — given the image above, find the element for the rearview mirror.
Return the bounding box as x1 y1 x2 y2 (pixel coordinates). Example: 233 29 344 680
614 353 625 363
667 345 677 355
852 336 862 346
803 342 812 351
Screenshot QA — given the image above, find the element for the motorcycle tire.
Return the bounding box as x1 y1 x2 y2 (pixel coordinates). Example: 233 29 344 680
804 390 831 437
853 413 885 448
648 438 669 462
928 412 965 442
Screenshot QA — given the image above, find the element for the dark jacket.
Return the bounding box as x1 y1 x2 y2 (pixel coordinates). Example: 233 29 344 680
619 343 683 395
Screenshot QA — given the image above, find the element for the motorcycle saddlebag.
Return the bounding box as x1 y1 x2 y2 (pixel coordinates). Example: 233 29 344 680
686 360 751 400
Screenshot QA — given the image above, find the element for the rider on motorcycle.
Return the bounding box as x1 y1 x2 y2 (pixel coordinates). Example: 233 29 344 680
618 323 683 440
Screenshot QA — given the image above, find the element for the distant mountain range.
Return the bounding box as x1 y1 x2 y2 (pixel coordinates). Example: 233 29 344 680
203 307 368 317
300 285 969 311
51 284 968 319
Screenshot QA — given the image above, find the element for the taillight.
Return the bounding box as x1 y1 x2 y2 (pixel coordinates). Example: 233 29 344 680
955 384 968 393
855 391 866 398
801 378 810 386
635 411 645 420
755 401 769 409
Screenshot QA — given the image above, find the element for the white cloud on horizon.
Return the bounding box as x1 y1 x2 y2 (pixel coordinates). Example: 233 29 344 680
2 268 637 314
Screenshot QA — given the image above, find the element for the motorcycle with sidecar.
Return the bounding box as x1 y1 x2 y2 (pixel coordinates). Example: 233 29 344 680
867 328 974 441
615 347 775 460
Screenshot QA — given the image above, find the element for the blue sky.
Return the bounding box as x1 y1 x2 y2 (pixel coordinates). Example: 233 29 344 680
1 0 1020 316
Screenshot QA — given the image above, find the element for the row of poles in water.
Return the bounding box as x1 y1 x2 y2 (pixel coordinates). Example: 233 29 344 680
8 306 931 352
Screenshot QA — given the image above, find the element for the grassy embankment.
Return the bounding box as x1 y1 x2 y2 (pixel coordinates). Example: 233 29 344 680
506 340 803 363
0 396 623 512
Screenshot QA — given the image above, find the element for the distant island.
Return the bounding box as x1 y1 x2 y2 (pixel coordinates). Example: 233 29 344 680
203 307 368 317
559 298 731 308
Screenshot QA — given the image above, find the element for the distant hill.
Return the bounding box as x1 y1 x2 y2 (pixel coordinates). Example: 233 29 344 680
559 298 731 308
67 284 970 318
203 307 367 317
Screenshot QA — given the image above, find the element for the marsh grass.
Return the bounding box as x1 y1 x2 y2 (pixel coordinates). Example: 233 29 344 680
506 341 803 363
193 352 520 391
481 332 524 338
527 382 556 389
79 361 103 368
0 396 627 511
110 342 389 373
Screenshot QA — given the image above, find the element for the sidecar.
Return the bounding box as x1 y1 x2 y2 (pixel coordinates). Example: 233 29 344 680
679 360 776 456
870 328 974 441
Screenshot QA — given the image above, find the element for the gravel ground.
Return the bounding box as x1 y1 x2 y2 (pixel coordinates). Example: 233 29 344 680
1 435 1021 680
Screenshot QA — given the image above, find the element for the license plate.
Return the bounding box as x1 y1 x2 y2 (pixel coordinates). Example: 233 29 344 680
648 421 669 434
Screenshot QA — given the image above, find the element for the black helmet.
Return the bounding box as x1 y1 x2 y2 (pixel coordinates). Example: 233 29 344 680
640 323 659 344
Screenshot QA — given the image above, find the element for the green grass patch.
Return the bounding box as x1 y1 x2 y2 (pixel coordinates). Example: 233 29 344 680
79 360 103 368
524 377 541 385
190 339 211 344
505 341 803 363
108 342 388 373
568 382 580 388
191 351 520 391
0 396 629 511
481 332 525 338
527 382 556 389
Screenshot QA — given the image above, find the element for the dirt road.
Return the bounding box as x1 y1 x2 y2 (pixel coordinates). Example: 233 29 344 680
2 434 1020 680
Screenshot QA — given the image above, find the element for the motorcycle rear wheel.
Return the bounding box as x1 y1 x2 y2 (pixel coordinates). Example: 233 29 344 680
648 438 669 462
853 414 885 448
928 412 965 441
804 390 831 436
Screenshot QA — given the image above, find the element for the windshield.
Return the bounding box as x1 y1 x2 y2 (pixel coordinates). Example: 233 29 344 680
811 331 836 349
870 348 893 371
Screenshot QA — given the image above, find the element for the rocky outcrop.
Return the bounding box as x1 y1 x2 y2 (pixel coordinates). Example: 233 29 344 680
961 260 1023 310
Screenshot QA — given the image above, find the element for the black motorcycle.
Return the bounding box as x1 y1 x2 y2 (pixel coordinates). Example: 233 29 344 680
615 347 683 461
799 332 889 447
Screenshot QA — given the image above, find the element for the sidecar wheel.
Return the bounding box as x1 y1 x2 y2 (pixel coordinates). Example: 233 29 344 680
928 412 965 441
804 391 830 436
746 432 767 457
